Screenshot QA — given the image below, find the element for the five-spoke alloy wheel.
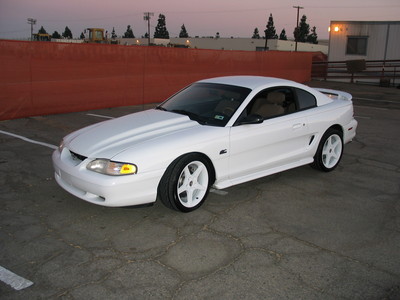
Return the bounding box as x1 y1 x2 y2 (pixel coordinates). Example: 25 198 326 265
311 128 344 172
158 153 213 212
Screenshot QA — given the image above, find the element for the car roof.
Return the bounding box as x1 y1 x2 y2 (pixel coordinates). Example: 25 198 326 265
197 76 299 90
197 75 334 107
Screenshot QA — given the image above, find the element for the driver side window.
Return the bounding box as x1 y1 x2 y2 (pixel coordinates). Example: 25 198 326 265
247 87 295 119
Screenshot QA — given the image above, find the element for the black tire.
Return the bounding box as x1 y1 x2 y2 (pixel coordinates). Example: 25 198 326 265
311 128 343 172
158 153 212 212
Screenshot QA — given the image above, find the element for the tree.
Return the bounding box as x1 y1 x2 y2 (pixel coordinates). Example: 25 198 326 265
264 13 278 39
38 26 47 34
52 31 61 39
123 25 135 38
306 26 318 44
62 26 73 39
293 15 310 43
154 14 169 38
80 32 85 39
252 28 260 39
215 32 220 39
111 27 117 39
279 29 287 40
179 24 189 38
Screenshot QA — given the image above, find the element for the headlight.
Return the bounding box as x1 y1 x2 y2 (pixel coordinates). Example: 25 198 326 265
87 159 137 176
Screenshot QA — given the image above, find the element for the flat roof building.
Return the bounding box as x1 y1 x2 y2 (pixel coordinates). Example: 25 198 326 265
118 37 328 54
328 21 400 61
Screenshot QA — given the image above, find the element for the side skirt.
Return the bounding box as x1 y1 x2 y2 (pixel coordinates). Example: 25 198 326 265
213 157 314 190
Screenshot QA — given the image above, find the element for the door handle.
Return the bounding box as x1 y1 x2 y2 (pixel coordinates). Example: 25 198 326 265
292 123 305 129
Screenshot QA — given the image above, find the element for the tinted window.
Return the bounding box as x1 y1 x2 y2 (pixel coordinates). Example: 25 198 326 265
236 87 296 124
295 88 317 110
160 83 251 127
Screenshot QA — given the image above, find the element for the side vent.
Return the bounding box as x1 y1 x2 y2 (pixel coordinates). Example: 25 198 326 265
309 135 315 145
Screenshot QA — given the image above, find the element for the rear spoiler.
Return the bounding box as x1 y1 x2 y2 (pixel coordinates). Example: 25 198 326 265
315 88 353 101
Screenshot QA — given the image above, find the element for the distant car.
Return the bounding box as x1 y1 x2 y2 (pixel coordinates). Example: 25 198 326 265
52 76 357 212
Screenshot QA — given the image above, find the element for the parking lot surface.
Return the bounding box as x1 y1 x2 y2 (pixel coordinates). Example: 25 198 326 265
1 81 399 299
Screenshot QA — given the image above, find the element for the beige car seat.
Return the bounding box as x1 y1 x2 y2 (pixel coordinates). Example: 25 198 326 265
251 92 285 118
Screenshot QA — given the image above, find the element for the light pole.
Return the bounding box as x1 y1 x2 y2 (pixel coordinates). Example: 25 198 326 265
293 6 303 51
27 18 36 41
143 12 154 45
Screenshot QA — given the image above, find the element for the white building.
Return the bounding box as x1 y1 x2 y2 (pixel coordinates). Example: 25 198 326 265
325 21 400 86
328 21 400 61
118 37 328 54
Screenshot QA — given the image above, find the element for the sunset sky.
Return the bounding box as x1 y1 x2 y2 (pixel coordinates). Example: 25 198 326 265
0 0 399 40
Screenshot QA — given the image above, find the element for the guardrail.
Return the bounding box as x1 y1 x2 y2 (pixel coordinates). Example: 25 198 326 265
312 59 400 87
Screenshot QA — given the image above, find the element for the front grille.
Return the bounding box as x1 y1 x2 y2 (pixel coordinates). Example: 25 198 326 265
70 151 87 162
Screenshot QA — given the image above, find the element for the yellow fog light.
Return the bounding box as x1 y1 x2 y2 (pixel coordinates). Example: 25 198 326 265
120 164 137 174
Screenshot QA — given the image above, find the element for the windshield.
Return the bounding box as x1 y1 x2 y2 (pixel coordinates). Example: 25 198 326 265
158 83 251 127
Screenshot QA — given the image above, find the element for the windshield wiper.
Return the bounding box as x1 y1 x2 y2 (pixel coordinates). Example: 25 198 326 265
170 109 208 125
155 106 167 111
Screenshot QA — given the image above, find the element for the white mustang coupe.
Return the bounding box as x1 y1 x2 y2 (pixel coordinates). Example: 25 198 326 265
52 76 357 212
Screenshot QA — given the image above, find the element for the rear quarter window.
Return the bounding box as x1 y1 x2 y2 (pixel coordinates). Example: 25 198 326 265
296 88 317 110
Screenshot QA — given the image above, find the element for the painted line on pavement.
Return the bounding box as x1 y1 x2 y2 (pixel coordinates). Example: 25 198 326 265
0 266 33 290
0 130 57 150
86 113 114 119
210 188 228 196
353 97 398 104
354 105 388 111
354 115 371 119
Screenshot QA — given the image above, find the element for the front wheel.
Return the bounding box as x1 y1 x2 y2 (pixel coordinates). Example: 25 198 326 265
158 154 212 212
311 128 343 172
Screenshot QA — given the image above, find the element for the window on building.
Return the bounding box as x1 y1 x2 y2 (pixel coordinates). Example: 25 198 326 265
346 36 368 55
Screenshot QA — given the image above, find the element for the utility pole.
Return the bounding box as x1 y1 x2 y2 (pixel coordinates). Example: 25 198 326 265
143 12 154 46
27 18 36 41
293 6 303 51
264 29 268 51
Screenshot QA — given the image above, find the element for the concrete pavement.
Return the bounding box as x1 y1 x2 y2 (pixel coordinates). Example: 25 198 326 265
0 81 399 299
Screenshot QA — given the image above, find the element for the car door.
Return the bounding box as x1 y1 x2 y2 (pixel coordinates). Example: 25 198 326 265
228 87 314 182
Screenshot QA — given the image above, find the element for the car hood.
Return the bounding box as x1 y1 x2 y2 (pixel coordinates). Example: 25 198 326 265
66 109 198 158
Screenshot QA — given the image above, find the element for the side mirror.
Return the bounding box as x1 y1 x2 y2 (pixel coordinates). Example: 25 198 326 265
237 114 264 125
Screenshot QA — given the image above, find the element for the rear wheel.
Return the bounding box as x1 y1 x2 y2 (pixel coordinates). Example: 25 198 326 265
311 128 343 172
158 154 212 212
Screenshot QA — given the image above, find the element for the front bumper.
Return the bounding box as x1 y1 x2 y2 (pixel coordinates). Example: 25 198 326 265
52 149 162 207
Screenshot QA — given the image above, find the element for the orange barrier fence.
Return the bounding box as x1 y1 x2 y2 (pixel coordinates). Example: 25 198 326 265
0 40 312 120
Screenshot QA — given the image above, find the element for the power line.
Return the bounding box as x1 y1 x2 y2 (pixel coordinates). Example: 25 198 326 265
36 4 400 23
40 13 144 23
0 29 30 34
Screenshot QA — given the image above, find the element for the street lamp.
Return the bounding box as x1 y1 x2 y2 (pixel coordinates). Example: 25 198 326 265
27 18 36 41
143 12 154 45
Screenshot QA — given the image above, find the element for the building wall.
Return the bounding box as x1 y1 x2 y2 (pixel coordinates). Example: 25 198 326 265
118 37 328 54
266 39 328 54
172 37 266 51
386 24 400 60
51 39 84 44
328 21 400 61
